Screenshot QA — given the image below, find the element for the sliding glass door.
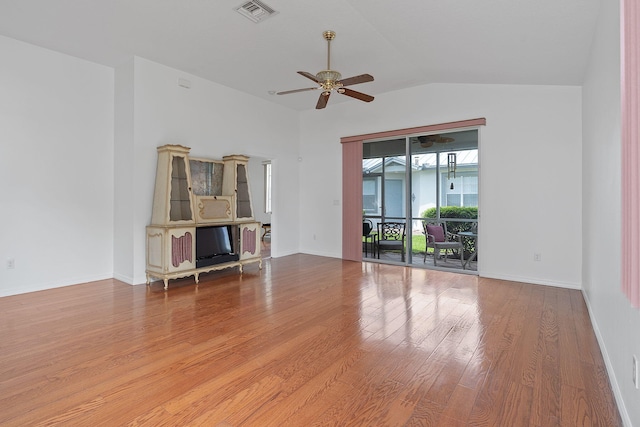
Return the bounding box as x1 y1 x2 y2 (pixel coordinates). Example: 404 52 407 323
362 130 479 272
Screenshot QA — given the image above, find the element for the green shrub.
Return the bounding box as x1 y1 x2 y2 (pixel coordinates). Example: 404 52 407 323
421 206 478 220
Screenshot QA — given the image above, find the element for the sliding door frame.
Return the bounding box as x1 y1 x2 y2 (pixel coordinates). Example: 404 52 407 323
341 118 486 261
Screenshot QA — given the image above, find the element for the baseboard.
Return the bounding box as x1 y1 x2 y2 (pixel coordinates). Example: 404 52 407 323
0 273 113 298
270 249 299 258
113 272 136 285
479 271 581 290
581 290 632 427
300 249 342 259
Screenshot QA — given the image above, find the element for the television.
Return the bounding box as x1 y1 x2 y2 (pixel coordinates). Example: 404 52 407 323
195 225 239 268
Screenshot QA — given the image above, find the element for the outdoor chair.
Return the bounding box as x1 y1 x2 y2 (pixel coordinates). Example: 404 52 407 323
376 222 406 262
423 222 464 267
363 219 376 257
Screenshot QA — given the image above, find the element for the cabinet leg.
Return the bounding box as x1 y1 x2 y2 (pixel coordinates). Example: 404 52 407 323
146 274 150 285
259 259 263 269
239 264 243 274
194 273 199 284
163 279 169 291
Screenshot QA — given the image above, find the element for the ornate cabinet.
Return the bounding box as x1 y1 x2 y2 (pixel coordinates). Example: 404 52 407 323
146 145 261 290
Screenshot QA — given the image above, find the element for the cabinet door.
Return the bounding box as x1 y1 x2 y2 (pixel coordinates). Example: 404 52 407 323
166 227 196 272
169 155 193 222
222 155 254 221
235 163 253 220
151 145 195 226
194 195 234 224
147 226 195 273
239 222 261 260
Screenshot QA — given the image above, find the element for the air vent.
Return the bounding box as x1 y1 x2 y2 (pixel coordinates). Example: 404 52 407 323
235 0 278 23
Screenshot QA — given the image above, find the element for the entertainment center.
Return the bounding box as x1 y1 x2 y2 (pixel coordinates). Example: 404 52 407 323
145 144 262 290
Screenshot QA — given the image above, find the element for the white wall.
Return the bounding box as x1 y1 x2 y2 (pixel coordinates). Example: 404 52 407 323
0 35 114 296
299 83 583 289
582 1 637 425
113 58 136 284
115 58 300 284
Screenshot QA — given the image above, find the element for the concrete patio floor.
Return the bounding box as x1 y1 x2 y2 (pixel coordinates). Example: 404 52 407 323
363 246 477 273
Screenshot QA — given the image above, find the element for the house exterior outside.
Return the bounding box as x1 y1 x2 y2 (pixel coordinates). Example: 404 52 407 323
363 149 478 234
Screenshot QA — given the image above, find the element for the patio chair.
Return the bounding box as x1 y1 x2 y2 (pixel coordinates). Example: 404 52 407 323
423 222 464 267
376 222 406 262
363 219 376 257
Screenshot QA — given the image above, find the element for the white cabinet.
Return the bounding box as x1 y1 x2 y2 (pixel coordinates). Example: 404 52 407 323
146 145 262 290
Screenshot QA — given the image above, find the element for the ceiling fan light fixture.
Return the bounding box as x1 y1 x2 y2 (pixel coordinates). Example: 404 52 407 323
316 70 342 83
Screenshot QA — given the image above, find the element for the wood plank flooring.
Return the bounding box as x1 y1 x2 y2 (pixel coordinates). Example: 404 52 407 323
0 254 622 426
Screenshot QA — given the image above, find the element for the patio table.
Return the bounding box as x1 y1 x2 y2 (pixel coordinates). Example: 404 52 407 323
458 231 478 269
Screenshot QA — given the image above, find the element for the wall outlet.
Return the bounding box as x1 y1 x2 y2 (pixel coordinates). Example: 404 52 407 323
634 355 639 389
6 258 15 269
534 253 541 262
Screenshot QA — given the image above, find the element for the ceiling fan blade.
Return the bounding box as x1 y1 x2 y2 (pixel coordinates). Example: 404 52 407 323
339 73 374 87
436 137 455 143
316 92 330 109
276 87 318 95
341 88 374 103
298 71 320 83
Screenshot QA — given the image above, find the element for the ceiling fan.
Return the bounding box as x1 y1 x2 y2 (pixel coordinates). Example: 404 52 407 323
417 134 456 148
276 30 374 109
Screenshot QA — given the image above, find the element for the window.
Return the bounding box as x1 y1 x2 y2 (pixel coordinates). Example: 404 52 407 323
442 172 478 207
363 176 379 214
263 161 272 214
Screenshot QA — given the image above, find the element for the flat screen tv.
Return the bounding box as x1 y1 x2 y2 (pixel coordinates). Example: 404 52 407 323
195 225 239 268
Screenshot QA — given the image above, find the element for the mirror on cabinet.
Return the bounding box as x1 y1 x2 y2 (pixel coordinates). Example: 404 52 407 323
190 159 224 196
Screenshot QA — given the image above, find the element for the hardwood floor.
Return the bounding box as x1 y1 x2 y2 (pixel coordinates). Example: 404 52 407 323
0 254 621 426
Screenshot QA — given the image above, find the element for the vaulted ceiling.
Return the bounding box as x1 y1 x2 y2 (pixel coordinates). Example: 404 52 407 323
0 0 601 111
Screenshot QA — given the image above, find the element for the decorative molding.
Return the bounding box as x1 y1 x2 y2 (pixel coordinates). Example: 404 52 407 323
147 232 163 270
340 118 486 144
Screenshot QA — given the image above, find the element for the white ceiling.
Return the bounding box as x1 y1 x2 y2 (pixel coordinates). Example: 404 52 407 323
0 0 601 111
